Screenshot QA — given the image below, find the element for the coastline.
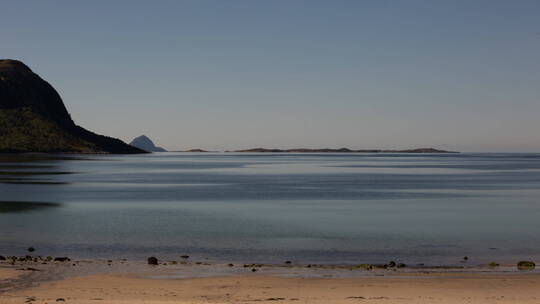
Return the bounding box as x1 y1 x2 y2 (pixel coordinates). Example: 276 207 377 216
2 258 540 303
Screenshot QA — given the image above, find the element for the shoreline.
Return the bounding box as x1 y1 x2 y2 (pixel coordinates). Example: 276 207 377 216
1 256 537 275
1 255 537 276
2 258 540 304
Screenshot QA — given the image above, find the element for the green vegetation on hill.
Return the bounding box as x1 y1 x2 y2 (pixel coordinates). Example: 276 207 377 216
0 108 99 153
0 59 145 154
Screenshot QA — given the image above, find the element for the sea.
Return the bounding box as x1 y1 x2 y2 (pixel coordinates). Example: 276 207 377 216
1 152 539 266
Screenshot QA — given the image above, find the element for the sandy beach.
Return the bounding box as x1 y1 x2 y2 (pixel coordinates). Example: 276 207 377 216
2 259 540 304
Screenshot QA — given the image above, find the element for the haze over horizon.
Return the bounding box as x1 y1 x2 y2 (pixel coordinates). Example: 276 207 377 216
1 0 539 152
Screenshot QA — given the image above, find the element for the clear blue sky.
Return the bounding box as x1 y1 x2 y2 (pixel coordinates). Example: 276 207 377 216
1 0 539 152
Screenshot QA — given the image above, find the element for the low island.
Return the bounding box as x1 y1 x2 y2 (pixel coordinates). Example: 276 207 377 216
234 147 457 153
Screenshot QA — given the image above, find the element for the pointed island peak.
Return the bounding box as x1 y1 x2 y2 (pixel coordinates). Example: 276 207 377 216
130 135 167 152
132 135 152 143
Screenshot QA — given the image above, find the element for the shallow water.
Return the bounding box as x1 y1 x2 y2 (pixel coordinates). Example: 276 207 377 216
1 152 539 266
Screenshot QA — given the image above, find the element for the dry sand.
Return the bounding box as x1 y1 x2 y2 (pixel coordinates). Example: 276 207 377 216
2 264 540 304
0 267 21 280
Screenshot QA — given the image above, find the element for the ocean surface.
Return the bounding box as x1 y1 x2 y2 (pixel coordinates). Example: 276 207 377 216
1 152 540 266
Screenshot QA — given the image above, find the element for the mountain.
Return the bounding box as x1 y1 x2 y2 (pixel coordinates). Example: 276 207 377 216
0 59 145 154
129 135 167 152
235 147 457 153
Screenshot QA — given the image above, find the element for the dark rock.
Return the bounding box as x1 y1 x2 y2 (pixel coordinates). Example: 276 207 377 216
56 298 65 302
0 255 5 260
346 297 366 299
147 257 158 265
353 264 373 270
243 263 263 268
251 268 257 272
27 247 35 252
54 257 70 262
517 261 535 270
463 256 469 261
284 261 292 265
180 255 190 259
228 263 234 267
489 262 500 267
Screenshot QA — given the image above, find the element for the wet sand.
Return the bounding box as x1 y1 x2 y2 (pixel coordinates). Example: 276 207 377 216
1 259 540 303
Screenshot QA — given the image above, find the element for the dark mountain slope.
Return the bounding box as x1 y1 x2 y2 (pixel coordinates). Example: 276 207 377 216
0 59 145 154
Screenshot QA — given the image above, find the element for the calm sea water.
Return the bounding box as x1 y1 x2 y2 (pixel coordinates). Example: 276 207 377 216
1 152 540 266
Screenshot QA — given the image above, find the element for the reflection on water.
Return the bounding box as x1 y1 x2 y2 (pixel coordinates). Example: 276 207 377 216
0 152 540 265
0 154 75 185
0 201 61 213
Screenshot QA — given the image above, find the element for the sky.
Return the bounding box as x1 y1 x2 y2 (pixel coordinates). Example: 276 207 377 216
1 0 539 152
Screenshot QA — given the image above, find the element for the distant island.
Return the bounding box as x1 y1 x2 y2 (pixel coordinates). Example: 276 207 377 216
169 149 210 152
0 59 145 154
234 148 457 153
130 135 167 152
184 149 209 152
0 60 457 155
